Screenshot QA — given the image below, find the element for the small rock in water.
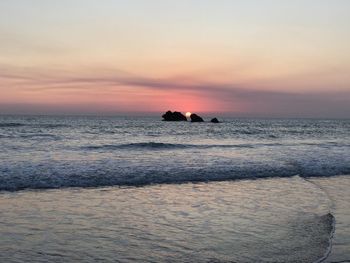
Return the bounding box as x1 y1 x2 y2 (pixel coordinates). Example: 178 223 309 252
211 118 220 123
190 113 204 122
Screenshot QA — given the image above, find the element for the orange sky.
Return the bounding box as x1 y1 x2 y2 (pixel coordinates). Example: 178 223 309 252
0 1 349 117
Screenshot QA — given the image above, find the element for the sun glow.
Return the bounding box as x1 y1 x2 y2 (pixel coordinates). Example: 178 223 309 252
185 112 192 118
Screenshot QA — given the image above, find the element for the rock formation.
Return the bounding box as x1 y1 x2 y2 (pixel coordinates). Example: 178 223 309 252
190 113 204 122
162 111 187 121
210 118 220 123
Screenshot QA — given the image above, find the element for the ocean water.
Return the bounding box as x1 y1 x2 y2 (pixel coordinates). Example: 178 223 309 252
0 116 349 190
0 115 349 262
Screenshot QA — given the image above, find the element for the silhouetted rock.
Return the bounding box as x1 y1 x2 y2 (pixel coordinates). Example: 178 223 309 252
162 111 187 121
190 113 204 122
211 118 220 123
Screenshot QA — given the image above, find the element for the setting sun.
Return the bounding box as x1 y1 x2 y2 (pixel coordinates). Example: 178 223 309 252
185 112 192 118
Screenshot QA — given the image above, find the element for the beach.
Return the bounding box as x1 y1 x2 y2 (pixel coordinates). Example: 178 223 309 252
0 175 349 262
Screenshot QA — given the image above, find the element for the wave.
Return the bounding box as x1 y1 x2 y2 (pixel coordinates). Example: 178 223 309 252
0 123 70 129
84 142 192 150
31 123 70 129
19 134 61 139
82 141 348 151
0 123 25 128
83 142 285 150
0 133 61 140
1 160 349 192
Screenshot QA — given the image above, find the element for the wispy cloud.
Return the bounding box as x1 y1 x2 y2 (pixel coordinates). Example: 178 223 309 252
1 65 349 117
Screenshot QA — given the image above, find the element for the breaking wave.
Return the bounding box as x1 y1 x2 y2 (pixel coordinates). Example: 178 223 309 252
0 161 349 191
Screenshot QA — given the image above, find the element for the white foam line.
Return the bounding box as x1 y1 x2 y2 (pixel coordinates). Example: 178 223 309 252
299 176 337 263
304 177 336 212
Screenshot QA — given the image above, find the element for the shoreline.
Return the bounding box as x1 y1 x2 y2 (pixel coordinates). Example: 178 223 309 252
0 173 349 194
0 175 348 262
310 176 350 263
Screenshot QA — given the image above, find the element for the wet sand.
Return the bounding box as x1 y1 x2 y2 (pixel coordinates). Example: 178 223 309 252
0 175 348 262
310 175 350 262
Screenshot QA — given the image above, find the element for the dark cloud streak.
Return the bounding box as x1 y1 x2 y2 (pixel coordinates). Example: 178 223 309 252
1 67 349 117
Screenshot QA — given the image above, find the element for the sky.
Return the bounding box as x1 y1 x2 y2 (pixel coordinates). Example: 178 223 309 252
0 0 349 117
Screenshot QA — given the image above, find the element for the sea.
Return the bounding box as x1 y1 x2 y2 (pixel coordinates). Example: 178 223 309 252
0 115 349 262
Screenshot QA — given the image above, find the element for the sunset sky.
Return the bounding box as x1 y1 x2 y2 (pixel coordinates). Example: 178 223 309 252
0 1 349 117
